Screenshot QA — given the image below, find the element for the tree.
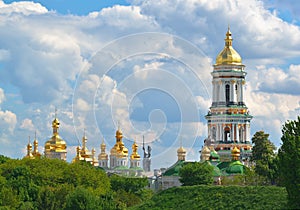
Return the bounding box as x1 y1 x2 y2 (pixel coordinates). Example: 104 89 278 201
251 131 278 184
278 117 300 209
179 162 214 186
65 187 100 210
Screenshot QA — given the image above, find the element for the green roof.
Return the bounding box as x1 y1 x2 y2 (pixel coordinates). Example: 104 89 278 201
207 161 222 177
129 166 144 171
163 160 186 176
113 165 129 171
225 160 245 174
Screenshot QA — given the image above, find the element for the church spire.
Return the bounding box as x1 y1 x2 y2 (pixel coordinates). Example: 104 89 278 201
25 136 34 159
32 131 41 158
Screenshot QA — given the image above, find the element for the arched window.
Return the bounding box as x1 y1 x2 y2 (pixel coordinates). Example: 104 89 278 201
239 127 244 142
225 84 230 105
224 127 230 142
212 127 216 141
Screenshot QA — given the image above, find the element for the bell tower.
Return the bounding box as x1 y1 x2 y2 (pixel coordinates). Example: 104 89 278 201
205 28 252 161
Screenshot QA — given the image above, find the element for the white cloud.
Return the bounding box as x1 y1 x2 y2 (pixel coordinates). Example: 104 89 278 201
0 0 48 15
0 88 5 104
20 118 35 131
0 110 17 133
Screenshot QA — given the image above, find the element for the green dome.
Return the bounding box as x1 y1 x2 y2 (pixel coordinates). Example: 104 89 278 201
207 161 222 176
225 160 245 174
210 150 220 162
163 160 186 176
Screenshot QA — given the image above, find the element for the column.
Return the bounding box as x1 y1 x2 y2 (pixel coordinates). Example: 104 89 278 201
219 81 225 103
236 124 239 143
246 124 250 142
239 80 245 105
212 81 216 103
231 80 237 104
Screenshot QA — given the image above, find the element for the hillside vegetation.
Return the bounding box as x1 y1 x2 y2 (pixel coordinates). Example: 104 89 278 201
132 185 288 210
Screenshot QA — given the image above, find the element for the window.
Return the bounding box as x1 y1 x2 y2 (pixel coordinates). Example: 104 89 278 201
225 84 230 105
239 127 244 142
224 127 230 142
212 127 216 141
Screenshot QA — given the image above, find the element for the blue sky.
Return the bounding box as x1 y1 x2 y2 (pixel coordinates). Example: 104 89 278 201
0 0 299 169
4 0 129 15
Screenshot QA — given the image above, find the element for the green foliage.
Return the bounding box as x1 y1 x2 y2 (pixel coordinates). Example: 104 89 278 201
132 185 288 210
110 175 151 208
251 131 278 184
278 116 300 209
179 162 214 186
110 175 148 194
0 157 149 209
65 187 100 210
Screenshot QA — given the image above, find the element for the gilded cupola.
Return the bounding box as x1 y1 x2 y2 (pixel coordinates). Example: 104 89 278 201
177 145 186 161
99 140 108 160
130 141 141 160
201 146 211 161
25 136 34 159
231 146 240 160
215 27 242 65
32 132 41 158
44 110 67 160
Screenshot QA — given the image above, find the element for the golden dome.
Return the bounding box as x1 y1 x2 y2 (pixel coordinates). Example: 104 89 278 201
52 118 60 128
202 146 211 154
232 146 240 154
231 146 240 160
216 28 242 65
177 146 186 153
130 141 140 160
116 129 123 139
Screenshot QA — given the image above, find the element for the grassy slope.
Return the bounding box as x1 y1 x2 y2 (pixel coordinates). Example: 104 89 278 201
131 185 287 210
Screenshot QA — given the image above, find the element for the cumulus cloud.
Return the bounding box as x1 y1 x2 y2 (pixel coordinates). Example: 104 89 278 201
0 88 5 104
0 0 48 15
20 118 35 131
0 110 17 133
258 65 300 95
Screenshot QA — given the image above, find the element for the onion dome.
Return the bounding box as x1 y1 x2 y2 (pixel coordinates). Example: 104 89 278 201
25 137 34 159
201 146 211 161
99 140 108 160
215 28 242 65
225 160 245 174
130 141 141 160
45 115 67 154
52 118 60 128
116 129 123 139
210 148 220 162
72 146 83 163
231 146 240 160
110 145 117 156
177 146 186 161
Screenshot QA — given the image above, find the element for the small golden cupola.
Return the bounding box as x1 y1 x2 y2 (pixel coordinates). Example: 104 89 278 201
130 140 141 168
130 141 141 160
72 146 83 163
44 110 67 161
25 136 34 159
177 145 186 161
99 140 108 160
231 146 240 161
201 146 211 161
215 27 242 65
99 140 109 168
32 132 41 158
